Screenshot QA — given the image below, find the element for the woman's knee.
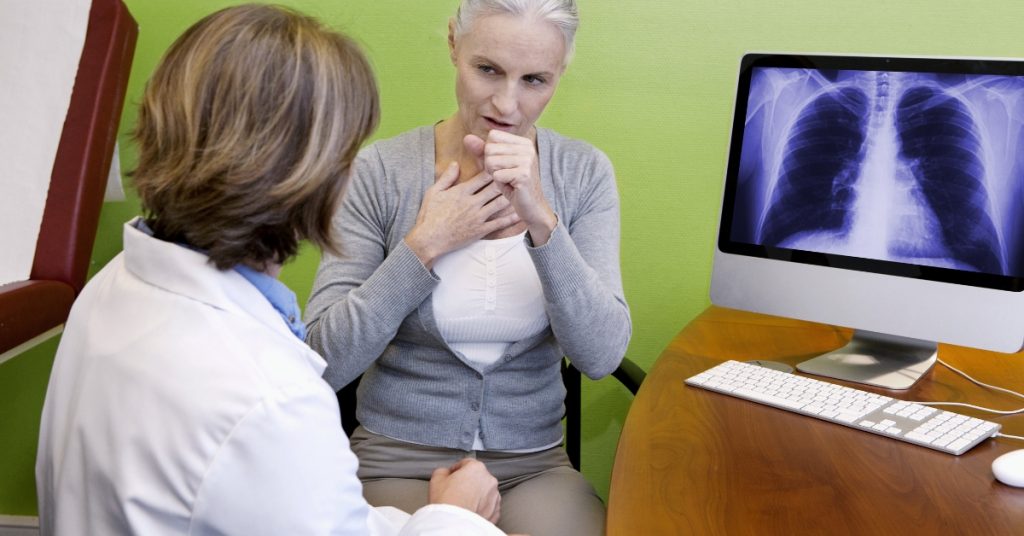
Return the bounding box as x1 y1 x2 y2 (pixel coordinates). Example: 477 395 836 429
497 467 606 536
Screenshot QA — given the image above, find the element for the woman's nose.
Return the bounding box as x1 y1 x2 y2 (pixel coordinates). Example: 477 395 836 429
491 86 517 116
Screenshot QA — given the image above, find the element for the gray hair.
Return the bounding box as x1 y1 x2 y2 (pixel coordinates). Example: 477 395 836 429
452 0 579 65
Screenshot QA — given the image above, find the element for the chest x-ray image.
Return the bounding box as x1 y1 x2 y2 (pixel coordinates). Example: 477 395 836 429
730 67 1024 277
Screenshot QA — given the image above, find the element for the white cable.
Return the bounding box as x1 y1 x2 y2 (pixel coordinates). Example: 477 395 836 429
937 358 1024 401
914 401 1024 415
909 358 1024 416
996 432 1024 442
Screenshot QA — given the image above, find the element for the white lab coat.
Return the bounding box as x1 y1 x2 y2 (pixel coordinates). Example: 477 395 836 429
35 220 503 535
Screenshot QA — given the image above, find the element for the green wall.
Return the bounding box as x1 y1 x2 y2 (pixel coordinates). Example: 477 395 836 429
4 0 1024 517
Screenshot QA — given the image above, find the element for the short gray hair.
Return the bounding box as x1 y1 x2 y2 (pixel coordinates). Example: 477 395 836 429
452 0 579 65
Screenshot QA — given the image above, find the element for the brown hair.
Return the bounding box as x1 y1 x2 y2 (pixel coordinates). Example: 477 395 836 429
132 4 379 270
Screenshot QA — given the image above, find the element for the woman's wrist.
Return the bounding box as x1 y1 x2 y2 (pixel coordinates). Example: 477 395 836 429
527 211 558 247
405 229 438 269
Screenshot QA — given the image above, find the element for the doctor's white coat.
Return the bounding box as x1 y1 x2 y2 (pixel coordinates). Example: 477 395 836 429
35 220 502 535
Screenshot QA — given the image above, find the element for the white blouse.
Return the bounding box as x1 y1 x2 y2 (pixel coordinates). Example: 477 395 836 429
432 232 549 367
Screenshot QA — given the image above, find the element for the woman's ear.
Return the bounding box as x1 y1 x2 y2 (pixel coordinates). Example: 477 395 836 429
447 18 457 65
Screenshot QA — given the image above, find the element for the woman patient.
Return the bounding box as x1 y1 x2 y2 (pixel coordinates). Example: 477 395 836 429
305 1 631 534
35 4 509 535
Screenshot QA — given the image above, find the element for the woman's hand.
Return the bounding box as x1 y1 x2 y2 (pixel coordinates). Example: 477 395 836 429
465 130 558 245
405 161 520 268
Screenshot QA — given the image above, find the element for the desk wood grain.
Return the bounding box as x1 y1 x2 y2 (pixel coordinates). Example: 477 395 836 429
607 306 1024 535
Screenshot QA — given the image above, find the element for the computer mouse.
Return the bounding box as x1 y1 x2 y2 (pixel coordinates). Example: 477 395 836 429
992 449 1024 487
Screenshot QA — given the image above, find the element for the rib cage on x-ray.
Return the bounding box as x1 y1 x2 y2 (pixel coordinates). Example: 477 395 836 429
759 87 868 247
739 68 1024 277
895 86 1002 274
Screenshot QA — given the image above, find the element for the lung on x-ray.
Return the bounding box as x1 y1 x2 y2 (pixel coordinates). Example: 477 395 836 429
729 66 1024 278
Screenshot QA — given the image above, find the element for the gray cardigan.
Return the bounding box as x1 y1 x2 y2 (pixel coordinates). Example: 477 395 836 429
305 126 631 450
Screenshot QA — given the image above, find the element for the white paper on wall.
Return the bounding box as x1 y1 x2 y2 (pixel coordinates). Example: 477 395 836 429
104 142 125 202
0 0 92 285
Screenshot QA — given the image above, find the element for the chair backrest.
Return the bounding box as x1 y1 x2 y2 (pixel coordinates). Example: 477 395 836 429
336 358 644 470
0 0 137 357
32 0 137 293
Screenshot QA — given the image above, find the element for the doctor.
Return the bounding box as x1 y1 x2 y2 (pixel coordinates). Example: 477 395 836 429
35 5 507 535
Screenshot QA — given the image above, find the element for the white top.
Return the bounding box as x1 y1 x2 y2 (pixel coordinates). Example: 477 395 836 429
432 232 549 368
432 232 555 451
35 219 504 536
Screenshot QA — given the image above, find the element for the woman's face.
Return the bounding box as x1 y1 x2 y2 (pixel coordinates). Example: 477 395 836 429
450 13 566 140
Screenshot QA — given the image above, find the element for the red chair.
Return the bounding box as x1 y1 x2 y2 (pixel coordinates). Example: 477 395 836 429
0 0 137 358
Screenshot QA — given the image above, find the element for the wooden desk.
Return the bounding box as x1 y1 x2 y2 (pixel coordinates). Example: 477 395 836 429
608 306 1024 535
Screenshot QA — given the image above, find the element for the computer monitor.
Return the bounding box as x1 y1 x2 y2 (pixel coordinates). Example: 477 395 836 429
711 53 1024 389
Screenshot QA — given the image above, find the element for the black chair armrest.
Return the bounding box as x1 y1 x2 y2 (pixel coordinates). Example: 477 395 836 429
611 357 646 395
337 375 361 438
563 357 646 470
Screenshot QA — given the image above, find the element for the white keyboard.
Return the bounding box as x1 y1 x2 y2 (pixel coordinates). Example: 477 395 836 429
685 360 1001 455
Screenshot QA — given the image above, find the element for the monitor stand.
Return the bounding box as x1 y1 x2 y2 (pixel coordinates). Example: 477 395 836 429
796 329 937 390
